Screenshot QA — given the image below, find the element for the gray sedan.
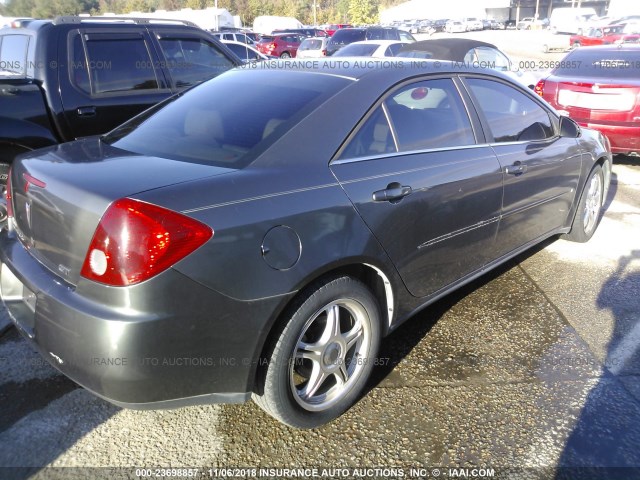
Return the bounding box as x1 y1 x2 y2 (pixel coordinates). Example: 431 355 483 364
0 60 611 428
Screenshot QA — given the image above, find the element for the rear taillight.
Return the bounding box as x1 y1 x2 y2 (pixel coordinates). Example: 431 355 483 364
81 198 212 287
321 49 327 56
5 169 13 219
534 79 545 97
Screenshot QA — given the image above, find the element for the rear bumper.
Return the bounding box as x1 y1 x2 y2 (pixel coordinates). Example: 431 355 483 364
577 122 640 154
0 229 293 409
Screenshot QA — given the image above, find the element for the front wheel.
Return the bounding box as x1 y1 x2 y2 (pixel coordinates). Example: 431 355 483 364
253 275 381 428
563 165 604 243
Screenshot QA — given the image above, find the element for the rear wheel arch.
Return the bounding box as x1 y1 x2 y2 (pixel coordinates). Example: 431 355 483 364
252 262 395 394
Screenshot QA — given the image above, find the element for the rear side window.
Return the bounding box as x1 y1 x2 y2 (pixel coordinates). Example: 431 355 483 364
226 43 260 61
84 35 159 94
553 48 640 79
387 78 475 151
159 37 235 89
339 77 475 159
465 78 554 143
0 34 30 74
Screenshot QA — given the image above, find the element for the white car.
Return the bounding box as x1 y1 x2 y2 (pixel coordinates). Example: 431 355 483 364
211 31 257 46
220 40 270 63
463 18 483 31
332 40 411 58
296 37 330 58
445 21 467 33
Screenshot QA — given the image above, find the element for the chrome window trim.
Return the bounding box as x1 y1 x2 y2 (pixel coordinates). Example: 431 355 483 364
331 143 491 166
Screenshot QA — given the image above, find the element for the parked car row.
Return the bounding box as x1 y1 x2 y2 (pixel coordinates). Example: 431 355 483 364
569 23 640 47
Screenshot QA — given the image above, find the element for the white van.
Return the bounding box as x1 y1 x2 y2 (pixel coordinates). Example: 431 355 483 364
549 7 598 34
252 16 303 35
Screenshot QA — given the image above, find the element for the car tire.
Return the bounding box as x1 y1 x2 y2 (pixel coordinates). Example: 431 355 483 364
280 52 291 58
573 41 581 48
563 165 604 243
253 275 381 428
0 162 12 224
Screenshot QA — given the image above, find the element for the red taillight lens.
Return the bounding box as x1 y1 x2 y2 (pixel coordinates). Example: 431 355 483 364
5 169 13 219
534 79 545 97
321 49 327 56
80 198 212 287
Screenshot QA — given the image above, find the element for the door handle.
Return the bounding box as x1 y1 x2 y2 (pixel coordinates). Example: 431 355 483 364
372 182 412 202
76 106 96 117
505 162 527 176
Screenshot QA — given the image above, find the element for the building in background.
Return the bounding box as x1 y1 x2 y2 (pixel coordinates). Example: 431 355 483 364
102 7 239 31
380 0 612 24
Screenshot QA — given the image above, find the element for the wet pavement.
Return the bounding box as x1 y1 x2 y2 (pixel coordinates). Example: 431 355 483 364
0 160 639 478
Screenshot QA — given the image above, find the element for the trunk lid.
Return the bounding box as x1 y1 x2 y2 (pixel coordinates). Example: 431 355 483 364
548 75 640 124
10 138 234 286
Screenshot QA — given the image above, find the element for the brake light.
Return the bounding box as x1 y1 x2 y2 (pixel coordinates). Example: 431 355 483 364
81 198 212 286
5 169 13 219
534 79 545 97
321 49 327 56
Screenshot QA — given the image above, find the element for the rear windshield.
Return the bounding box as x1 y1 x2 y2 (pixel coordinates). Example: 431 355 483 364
103 69 350 168
0 34 30 75
300 39 322 50
330 30 365 44
334 44 378 57
554 49 640 79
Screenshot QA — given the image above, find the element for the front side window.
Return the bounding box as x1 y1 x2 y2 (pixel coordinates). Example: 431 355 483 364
84 36 158 94
465 77 554 143
159 37 235 89
339 77 475 160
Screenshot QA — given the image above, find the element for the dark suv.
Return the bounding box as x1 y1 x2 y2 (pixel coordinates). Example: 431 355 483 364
326 27 415 55
0 16 241 221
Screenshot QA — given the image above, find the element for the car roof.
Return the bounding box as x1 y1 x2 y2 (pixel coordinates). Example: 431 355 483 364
348 40 405 46
398 38 500 61
243 58 517 84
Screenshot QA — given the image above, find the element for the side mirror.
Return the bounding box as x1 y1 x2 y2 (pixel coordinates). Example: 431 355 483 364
559 115 581 138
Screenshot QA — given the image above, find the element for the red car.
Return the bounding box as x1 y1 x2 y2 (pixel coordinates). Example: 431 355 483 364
255 33 303 58
535 45 640 155
570 24 640 47
325 24 352 36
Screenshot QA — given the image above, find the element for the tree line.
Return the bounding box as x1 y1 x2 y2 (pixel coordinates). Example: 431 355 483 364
0 0 408 25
